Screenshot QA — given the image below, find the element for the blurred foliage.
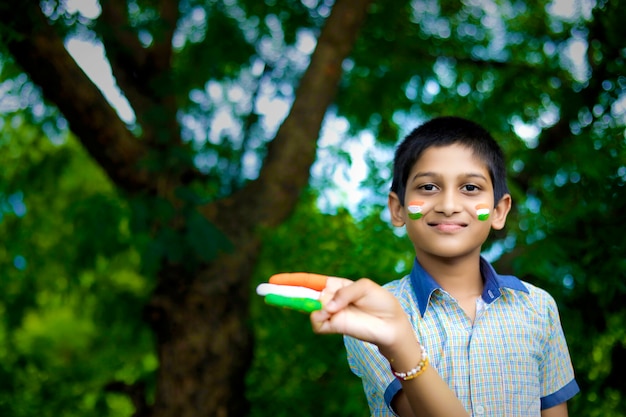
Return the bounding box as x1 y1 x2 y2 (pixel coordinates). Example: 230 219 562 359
0 120 155 417
1 0 626 416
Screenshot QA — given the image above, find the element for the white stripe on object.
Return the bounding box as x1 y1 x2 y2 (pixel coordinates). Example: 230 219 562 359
256 283 321 300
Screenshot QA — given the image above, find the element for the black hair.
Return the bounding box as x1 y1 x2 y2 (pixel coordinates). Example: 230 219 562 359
390 116 509 206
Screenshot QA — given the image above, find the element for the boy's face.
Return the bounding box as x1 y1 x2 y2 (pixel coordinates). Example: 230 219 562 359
388 143 511 260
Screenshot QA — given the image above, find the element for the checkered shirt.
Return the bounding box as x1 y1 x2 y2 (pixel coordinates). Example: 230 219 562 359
344 257 579 416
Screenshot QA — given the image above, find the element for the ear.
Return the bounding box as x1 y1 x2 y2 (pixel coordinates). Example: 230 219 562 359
388 192 406 227
491 193 512 230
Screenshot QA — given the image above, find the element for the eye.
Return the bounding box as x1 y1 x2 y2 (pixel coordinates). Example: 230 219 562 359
419 183 438 191
462 184 480 192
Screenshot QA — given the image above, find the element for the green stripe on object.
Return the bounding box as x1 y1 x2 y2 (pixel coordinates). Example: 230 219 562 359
265 294 322 313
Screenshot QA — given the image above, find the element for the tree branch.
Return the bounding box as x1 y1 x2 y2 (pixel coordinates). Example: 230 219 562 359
210 0 373 236
99 0 179 137
148 0 178 74
0 2 153 193
98 0 152 113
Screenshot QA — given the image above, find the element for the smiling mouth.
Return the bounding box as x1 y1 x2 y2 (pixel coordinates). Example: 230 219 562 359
428 222 467 232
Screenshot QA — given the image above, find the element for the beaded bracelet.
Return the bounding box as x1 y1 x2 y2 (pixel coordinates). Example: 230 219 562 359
390 344 429 381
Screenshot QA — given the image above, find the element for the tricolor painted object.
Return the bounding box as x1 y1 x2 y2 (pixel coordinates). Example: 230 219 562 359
475 204 490 221
407 201 425 220
257 273 329 313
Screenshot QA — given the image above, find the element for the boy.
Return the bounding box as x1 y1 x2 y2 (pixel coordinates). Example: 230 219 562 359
311 117 579 416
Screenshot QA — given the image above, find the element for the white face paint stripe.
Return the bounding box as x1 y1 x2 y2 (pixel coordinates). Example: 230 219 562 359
408 205 422 214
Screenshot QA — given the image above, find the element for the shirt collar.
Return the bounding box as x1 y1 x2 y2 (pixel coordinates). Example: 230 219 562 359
410 256 529 317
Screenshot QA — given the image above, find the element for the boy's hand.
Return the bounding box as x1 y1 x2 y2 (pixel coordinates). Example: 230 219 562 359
258 273 414 356
311 278 412 354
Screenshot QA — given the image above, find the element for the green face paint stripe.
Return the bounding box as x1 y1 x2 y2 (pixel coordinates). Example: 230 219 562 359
265 294 322 313
477 213 489 221
408 212 423 220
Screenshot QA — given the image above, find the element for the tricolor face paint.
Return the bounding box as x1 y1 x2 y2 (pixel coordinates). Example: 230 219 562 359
475 204 490 221
408 201 425 220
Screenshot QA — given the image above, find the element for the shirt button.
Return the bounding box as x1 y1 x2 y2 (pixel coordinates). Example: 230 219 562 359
475 405 485 415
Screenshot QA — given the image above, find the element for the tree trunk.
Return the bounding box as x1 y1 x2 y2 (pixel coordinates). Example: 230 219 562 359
145 236 260 417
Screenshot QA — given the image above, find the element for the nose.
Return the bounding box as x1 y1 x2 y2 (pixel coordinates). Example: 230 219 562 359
434 189 462 216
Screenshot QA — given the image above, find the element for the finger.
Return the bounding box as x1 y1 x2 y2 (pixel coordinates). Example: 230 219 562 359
310 308 350 335
323 276 354 291
323 278 377 313
269 272 329 291
319 277 354 305
309 309 331 333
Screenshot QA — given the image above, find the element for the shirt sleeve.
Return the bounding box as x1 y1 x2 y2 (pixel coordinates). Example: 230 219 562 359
539 292 580 409
344 334 400 416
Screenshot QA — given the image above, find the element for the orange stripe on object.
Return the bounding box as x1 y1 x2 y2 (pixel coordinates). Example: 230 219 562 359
269 273 328 291
475 203 490 210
